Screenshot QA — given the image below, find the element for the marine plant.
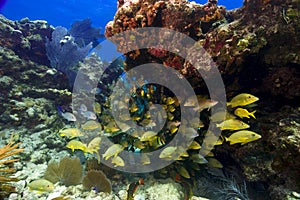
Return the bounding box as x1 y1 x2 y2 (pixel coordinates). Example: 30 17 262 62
82 170 112 193
213 176 249 200
69 18 103 48
45 26 92 85
0 135 24 198
44 156 83 186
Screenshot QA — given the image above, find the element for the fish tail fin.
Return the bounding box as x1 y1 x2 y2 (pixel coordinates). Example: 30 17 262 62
226 102 231 107
251 110 257 119
224 136 228 142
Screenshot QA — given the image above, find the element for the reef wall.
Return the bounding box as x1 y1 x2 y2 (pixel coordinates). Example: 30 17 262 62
104 0 300 199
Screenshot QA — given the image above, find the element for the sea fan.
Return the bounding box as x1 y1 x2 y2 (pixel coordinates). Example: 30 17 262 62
45 26 92 85
214 177 249 200
44 156 83 186
195 170 250 200
69 18 103 48
82 170 112 193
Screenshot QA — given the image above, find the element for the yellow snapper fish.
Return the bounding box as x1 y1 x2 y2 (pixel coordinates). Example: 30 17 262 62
188 141 201 150
169 124 179 135
177 146 189 158
103 144 124 160
180 126 199 139
210 110 236 122
227 93 259 108
140 153 151 165
28 179 54 193
165 97 175 105
116 121 132 132
111 155 125 167
190 153 208 164
104 122 121 133
188 117 204 129
234 108 256 119
203 131 223 148
177 166 190 179
148 135 165 149
225 130 261 145
59 128 84 139
168 105 176 113
86 137 102 162
129 103 139 113
81 120 102 131
207 158 223 168
93 102 102 114
140 131 157 142
216 119 250 131
66 140 87 152
159 146 177 159
87 137 102 153
133 140 146 150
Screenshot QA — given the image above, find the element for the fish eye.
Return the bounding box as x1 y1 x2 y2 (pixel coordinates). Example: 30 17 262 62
251 134 256 137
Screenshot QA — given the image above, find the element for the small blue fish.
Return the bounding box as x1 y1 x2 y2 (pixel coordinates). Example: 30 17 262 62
57 106 76 122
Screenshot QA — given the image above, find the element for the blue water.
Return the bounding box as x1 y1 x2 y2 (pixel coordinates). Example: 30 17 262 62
1 0 243 30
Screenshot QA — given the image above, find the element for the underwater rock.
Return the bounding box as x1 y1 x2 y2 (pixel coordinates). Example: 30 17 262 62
215 106 300 199
135 178 183 200
0 15 53 66
0 45 70 130
105 0 300 99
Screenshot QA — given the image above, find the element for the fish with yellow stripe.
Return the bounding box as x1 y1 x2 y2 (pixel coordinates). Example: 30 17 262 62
227 93 259 108
225 130 261 145
216 119 250 131
234 108 256 119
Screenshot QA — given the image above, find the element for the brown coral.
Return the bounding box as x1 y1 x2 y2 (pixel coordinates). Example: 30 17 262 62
82 170 112 193
44 157 83 186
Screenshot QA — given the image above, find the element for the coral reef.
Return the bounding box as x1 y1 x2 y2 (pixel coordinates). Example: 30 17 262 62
0 43 70 130
105 0 300 99
0 0 298 199
0 15 53 66
103 0 300 199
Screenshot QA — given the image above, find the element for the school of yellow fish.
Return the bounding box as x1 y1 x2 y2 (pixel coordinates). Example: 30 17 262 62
57 88 261 172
